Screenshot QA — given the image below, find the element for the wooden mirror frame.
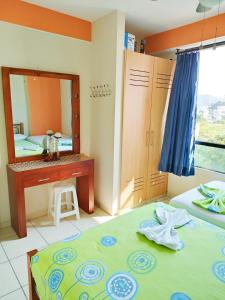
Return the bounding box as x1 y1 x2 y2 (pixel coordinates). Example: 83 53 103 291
2 67 80 164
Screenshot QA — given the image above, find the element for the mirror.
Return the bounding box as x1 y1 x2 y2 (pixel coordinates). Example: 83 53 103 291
2 68 80 163
10 75 72 158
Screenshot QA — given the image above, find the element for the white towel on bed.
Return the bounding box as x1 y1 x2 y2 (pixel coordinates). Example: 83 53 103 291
138 207 191 250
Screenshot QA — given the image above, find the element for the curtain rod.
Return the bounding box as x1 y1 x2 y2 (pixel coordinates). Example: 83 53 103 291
176 40 225 55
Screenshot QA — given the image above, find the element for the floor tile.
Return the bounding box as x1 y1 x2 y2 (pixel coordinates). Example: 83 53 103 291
0 262 20 297
70 214 98 231
22 285 29 299
10 255 28 286
1 289 27 300
0 227 16 242
92 214 115 225
1 227 47 259
69 207 113 230
31 215 81 244
0 244 7 263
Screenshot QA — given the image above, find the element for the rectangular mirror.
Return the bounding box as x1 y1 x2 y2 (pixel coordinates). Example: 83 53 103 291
10 75 72 158
2 68 80 163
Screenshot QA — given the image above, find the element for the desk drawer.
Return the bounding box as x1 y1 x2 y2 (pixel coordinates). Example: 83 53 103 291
60 166 89 180
23 171 59 188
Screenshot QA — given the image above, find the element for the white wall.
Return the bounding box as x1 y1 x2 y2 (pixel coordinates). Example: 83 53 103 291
0 21 91 227
90 11 125 215
10 75 30 135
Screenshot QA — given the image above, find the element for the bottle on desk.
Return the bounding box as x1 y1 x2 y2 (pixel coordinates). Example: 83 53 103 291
44 129 54 162
54 132 62 161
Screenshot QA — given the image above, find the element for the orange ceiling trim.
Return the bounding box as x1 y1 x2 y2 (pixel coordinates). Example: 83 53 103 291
145 13 225 53
0 0 91 42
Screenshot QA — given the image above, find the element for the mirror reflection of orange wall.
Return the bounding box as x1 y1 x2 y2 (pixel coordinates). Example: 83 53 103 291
27 76 62 135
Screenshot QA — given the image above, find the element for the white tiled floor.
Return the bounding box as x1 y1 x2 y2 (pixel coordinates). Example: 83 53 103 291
10 255 28 286
1 289 26 300
0 262 21 297
0 206 114 299
1 226 47 260
0 244 7 264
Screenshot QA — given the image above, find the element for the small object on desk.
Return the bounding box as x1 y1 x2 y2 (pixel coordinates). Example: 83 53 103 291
54 132 62 161
42 135 48 155
44 129 55 162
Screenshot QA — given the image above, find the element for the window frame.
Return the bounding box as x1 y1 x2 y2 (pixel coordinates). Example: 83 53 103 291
195 140 225 149
194 140 225 174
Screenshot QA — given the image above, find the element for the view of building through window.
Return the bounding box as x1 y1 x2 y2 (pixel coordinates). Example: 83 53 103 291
195 46 225 173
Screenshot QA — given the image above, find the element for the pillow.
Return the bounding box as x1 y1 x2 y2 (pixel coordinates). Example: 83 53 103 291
14 134 27 141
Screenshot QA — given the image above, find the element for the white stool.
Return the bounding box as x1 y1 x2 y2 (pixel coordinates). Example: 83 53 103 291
49 183 80 226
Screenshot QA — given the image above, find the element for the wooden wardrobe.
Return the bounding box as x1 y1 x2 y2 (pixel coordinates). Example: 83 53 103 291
120 50 175 210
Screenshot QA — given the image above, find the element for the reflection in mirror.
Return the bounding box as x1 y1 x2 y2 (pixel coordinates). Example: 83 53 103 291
10 75 72 158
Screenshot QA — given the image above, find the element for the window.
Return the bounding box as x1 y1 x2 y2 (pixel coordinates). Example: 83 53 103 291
195 46 225 173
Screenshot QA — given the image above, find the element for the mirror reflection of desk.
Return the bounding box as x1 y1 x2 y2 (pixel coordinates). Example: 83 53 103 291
2 67 94 238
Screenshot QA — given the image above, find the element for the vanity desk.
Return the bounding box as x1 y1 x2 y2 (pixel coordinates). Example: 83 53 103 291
7 154 94 238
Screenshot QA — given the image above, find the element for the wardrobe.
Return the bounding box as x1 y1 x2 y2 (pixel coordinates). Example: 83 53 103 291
120 50 175 210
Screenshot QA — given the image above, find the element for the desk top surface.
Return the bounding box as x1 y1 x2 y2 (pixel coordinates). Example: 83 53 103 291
8 154 92 172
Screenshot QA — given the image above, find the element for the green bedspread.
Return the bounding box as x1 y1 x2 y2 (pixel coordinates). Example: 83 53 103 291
15 140 43 157
193 184 225 214
31 203 225 300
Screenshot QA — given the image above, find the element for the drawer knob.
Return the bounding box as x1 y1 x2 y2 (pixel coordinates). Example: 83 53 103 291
38 178 50 182
72 172 82 176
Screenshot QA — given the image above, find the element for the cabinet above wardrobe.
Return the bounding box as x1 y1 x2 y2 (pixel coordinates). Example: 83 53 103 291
120 50 175 210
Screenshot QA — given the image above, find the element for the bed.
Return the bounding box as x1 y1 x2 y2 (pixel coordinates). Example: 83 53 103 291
28 202 225 300
170 181 225 230
13 123 72 156
15 139 44 157
27 135 73 151
14 123 44 157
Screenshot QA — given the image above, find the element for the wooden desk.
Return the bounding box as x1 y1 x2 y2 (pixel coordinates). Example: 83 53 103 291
7 154 94 238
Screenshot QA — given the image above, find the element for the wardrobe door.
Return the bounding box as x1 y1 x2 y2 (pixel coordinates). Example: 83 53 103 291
120 51 154 210
147 57 176 199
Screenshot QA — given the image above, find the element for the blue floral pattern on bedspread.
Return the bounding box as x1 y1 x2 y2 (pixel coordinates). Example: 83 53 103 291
30 202 225 300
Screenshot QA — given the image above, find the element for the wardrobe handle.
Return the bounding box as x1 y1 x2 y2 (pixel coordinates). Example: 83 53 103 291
149 131 154 146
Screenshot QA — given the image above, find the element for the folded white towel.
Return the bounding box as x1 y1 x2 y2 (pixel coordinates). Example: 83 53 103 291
138 207 191 251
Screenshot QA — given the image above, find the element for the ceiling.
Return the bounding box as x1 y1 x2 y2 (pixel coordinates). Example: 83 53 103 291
23 0 225 38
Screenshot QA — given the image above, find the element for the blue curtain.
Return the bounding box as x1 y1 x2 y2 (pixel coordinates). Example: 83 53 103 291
159 51 200 176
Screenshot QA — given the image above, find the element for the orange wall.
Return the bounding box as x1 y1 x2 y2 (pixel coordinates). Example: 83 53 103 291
27 77 62 135
0 0 91 42
145 13 225 53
